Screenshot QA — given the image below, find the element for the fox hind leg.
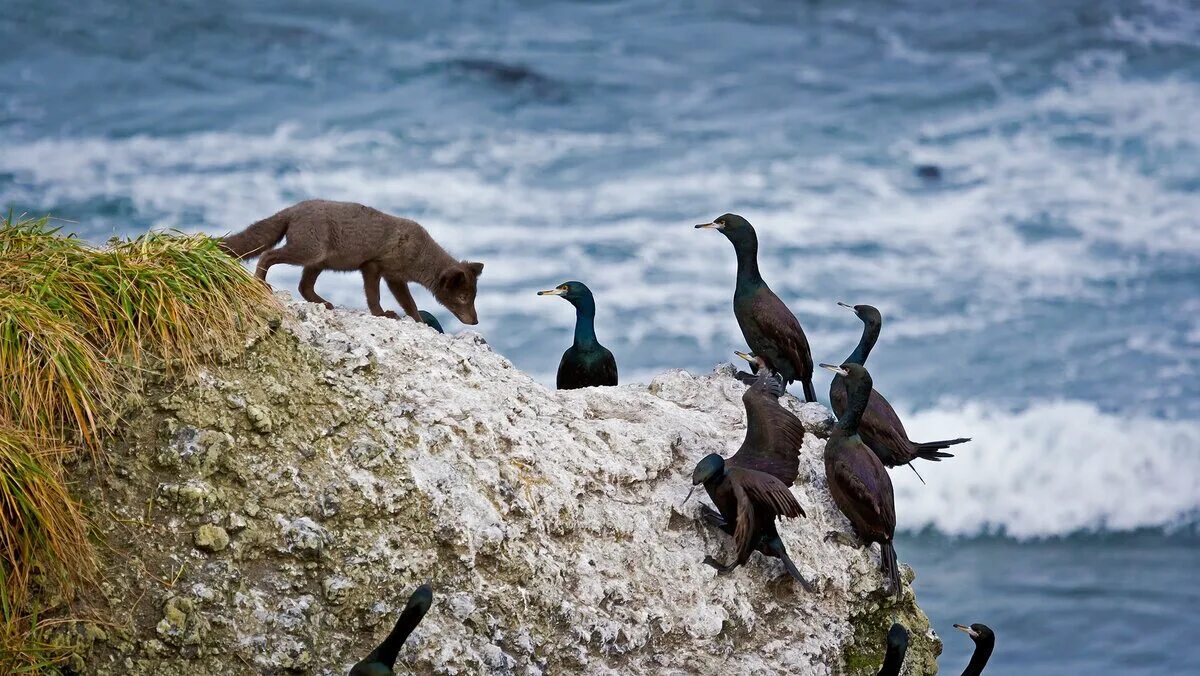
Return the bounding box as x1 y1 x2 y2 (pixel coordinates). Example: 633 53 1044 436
299 267 334 309
255 242 314 283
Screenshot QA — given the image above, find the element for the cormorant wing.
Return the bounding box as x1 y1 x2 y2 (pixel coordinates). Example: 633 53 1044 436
597 346 619 386
556 345 619 389
856 386 924 468
827 450 895 540
728 373 805 485
750 289 814 381
730 467 805 558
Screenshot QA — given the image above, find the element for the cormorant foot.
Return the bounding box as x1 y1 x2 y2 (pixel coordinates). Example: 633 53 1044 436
824 531 861 548
702 555 738 575
698 505 727 528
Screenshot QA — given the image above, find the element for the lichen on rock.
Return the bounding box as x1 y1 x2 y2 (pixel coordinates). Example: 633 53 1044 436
51 296 940 674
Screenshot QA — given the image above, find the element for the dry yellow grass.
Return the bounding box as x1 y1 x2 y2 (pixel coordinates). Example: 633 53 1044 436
0 214 278 667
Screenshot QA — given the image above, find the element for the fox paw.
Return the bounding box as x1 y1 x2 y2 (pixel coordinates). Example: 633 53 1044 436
382 310 401 320
322 302 334 310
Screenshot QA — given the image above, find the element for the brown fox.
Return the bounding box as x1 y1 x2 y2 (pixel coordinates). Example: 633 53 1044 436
221 200 483 325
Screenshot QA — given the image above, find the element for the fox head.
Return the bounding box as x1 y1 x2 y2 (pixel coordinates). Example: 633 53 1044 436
435 261 484 325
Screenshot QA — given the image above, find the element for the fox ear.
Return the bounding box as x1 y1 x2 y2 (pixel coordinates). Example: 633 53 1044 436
467 261 484 277
440 268 468 290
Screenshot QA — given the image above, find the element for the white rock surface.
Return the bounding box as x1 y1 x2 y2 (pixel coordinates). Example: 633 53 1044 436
62 295 938 674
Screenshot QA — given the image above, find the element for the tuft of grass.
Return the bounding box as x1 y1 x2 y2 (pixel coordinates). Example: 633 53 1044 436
0 213 278 667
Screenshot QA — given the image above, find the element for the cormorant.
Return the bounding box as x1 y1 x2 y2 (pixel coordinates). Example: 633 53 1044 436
537 281 618 389
821 362 902 596
953 623 995 675
879 622 909 676
418 310 444 333
685 353 813 589
349 583 433 676
830 302 970 479
695 214 816 402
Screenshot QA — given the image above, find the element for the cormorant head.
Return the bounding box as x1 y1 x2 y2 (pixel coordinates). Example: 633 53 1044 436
820 362 872 394
691 453 725 485
418 310 444 334
406 583 434 615
537 280 594 307
837 301 881 330
434 261 484 325
733 350 768 372
695 213 756 247
887 622 909 652
683 453 726 504
954 623 994 644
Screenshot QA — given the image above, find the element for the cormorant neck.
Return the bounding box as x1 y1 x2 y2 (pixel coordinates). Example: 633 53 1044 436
962 638 994 676
879 645 906 676
838 380 871 433
369 603 426 668
571 295 599 348
731 233 763 287
846 322 879 365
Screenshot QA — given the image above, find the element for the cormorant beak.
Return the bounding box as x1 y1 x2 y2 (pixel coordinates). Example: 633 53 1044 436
694 222 724 230
733 350 754 364
683 485 698 504
836 301 857 313
819 362 849 376
953 624 979 638
537 288 567 297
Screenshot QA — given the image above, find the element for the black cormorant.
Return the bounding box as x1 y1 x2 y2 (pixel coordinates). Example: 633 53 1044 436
418 310 444 333
537 281 618 389
821 362 902 596
953 623 995 675
695 214 816 402
349 583 433 675
686 353 813 589
879 622 909 676
830 302 970 479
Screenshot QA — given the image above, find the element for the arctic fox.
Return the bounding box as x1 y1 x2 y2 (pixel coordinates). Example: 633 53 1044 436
221 200 483 325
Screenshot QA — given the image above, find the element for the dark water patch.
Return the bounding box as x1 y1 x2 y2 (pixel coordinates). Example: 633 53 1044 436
443 58 571 104
902 530 1200 674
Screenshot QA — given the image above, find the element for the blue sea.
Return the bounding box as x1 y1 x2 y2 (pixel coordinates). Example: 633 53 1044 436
2 1 1198 672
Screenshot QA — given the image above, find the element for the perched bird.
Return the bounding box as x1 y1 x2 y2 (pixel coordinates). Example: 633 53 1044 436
879 622 909 676
695 214 816 402
350 583 433 675
821 362 902 596
418 310 444 334
537 281 618 389
953 623 995 675
685 352 812 589
830 302 969 480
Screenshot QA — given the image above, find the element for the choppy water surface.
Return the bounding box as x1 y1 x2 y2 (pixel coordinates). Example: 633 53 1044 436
3 1 1198 673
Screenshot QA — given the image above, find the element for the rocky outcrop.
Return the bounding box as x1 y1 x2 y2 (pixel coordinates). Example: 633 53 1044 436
53 296 939 674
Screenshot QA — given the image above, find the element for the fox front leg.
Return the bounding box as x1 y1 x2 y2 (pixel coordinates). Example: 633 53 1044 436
385 278 422 322
361 263 400 320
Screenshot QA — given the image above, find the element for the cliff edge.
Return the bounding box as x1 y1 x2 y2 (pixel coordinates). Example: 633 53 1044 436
54 295 940 674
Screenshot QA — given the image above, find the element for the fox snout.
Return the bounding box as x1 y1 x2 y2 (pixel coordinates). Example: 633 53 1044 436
453 306 479 325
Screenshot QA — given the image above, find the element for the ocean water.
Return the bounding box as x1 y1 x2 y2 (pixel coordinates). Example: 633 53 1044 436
2 1 1198 673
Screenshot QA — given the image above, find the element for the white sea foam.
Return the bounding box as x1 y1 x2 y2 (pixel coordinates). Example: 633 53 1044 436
892 400 1200 538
